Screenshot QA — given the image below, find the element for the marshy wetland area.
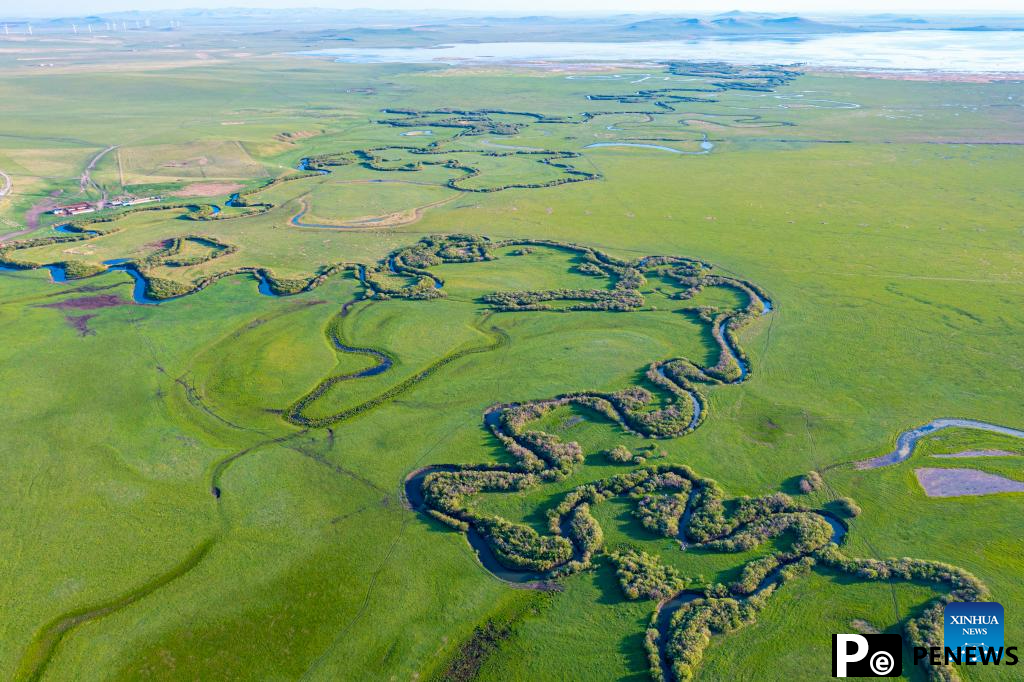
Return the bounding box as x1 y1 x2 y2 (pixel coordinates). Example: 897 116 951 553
0 19 1023 682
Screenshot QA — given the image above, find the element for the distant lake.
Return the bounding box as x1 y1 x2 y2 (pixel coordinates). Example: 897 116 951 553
300 31 1024 72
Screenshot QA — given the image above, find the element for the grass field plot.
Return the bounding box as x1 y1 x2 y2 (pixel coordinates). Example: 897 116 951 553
296 180 457 228
117 141 270 185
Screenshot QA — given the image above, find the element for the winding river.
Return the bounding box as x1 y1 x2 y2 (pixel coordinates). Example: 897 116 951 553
106 264 175 305
289 202 396 230
854 418 1024 469
297 158 331 175
714 289 773 382
403 464 550 585
655 511 845 680
479 139 544 152
584 141 713 155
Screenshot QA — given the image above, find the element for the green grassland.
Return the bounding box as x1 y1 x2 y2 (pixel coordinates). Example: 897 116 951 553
116 140 270 185
0 39 1022 682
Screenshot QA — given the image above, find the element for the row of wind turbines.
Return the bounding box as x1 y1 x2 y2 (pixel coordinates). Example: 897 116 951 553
2 19 184 35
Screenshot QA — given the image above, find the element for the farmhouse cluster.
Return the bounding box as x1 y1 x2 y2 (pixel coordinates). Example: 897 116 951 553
52 195 161 217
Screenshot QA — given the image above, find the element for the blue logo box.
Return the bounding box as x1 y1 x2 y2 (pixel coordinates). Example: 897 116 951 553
945 602 1004 656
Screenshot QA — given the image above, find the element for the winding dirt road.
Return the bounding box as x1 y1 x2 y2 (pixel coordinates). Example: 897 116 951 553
0 169 34 243
80 145 118 203
289 191 457 230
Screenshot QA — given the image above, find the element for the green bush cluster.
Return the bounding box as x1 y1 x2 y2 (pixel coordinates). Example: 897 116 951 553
360 235 500 301
588 63 799 115
663 595 769 681
514 430 583 476
476 517 574 571
609 385 694 439
141 275 193 300
303 152 357 170
379 108 531 136
567 503 603 561
57 260 107 279
798 470 823 493
134 234 236 270
378 107 584 139
481 287 644 312
666 61 800 89
644 626 665 682
830 497 862 518
634 491 689 538
609 548 686 600
422 469 532 519
700 510 816 553
606 444 643 464
307 139 600 193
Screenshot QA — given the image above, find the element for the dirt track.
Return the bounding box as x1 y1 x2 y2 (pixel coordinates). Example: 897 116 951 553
0 169 36 243
80 145 118 203
289 191 457 230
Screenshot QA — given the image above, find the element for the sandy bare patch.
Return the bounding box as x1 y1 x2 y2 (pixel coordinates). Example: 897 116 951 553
851 619 880 635
274 131 319 143
163 157 208 169
170 182 243 198
933 450 1019 458
24 197 59 229
915 468 1024 498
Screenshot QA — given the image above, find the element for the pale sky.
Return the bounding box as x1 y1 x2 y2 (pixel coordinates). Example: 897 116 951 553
11 0 1024 18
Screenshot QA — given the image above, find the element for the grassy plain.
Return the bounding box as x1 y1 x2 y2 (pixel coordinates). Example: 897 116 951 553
0 33 1022 682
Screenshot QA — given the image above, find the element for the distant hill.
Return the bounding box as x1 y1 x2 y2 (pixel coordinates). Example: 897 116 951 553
623 14 860 37
5 8 1024 42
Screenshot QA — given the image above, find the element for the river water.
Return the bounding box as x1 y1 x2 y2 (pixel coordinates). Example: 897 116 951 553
298 31 1024 72
856 418 1024 469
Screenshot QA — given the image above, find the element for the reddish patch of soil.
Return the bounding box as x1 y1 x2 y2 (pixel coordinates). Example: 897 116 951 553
41 294 129 310
25 198 60 229
66 314 97 336
169 182 243 198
